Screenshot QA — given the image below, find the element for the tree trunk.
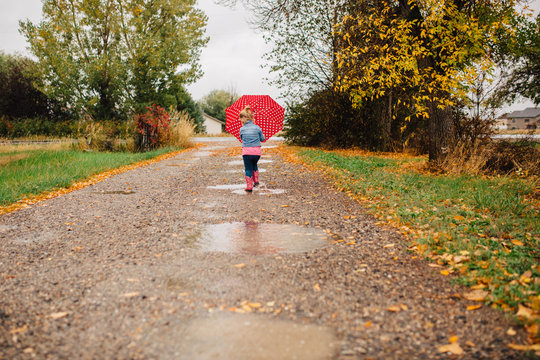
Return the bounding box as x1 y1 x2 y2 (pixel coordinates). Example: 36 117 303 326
428 102 453 162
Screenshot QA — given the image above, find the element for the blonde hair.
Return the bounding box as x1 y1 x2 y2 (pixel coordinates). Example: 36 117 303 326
239 105 255 124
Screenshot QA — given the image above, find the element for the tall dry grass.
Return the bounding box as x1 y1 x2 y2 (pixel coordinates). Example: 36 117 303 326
164 107 195 148
440 139 540 176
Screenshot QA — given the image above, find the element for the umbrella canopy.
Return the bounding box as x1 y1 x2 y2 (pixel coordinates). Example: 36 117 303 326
225 95 284 142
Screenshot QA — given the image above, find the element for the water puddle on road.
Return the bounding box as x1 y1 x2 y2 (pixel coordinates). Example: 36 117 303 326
185 222 334 254
225 168 267 173
174 313 338 360
207 183 285 195
94 190 136 195
228 159 273 166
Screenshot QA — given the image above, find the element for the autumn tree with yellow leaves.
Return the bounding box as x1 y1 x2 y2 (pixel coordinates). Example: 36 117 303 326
335 0 525 161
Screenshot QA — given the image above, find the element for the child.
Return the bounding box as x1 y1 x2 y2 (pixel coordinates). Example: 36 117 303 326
239 106 265 192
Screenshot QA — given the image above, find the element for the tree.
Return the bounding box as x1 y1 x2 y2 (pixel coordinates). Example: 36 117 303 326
198 89 239 122
0 53 50 119
493 14 540 106
20 0 208 120
335 0 523 161
217 0 349 98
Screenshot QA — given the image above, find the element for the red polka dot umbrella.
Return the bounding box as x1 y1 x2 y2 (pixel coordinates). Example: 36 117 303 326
225 95 284 142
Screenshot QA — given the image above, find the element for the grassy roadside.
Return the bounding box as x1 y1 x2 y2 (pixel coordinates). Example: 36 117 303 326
0 147 180 207
278 146 539 339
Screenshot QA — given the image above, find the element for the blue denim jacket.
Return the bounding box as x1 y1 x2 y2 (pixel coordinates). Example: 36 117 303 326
240 120 265 147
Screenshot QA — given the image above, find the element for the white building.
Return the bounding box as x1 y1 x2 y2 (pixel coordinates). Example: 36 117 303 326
202 113 225 135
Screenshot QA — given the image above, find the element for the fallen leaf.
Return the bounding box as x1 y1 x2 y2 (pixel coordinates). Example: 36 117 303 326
438 343 463 355
400 304 408 311
516 304 537 320
465 341 476 348
249 302 262 309
233 263 246 268
23 348 34 354
454 215 465 221
266 301 275 307
9 326 27 334
313 283 321 292
383 244 395 248
507 328 517 336
511 240 524 246
507 343 540 351
462 290 488 301
449 336 459 344
467 304 482 311
122 292 140 298
428 263 442 268
441 270 450 276
386 305 402 312
365 321 372 328
154 253 162 258
50 312 69 319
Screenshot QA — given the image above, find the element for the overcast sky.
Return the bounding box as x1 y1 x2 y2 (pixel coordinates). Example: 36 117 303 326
1 0 538 111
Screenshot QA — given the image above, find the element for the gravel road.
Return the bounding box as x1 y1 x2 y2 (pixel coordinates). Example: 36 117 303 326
0 139 528 359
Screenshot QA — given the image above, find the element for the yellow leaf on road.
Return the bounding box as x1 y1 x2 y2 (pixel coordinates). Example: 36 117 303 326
313 283 321 292
122 292 140 298
50 312 69 319
438 342 463 355
463 290 488 301
233 263 246 268
441 270 450 276
507 343 540 351
449 336 459 343
467 304 482 311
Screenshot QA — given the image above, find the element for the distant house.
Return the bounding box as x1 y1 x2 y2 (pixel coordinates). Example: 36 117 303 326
497 107 540 130
202 113 225 135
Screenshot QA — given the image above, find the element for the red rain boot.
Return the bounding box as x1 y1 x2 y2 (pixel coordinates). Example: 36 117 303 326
252 170 259 186
245 176 253 192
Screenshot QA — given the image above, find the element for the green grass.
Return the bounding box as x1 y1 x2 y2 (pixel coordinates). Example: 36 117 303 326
0 147 178 206
299 149 539 314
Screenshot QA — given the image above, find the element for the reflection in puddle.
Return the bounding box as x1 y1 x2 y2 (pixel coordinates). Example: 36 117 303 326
207 184 285 196
175 313 338 360
232 188 285 195
228 159 273 166
186 222 333 254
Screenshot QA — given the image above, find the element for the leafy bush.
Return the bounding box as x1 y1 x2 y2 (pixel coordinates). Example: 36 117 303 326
0 116 76 138
134 104 170 150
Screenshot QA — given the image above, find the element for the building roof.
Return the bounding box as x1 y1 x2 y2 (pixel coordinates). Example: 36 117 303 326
202 113 225 125
505 107 540 119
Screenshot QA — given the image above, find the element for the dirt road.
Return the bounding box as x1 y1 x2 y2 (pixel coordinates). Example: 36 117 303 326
0 139 527 359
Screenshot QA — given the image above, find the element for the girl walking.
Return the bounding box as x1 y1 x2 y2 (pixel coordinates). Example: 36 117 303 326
239 106 265 192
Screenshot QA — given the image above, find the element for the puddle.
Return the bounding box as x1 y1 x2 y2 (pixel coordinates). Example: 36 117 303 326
94 190 136 195
232 188 285 195
228 159 273 166
225 168 267 173
186 222 332 254
207 184 286 196
262 145 278 149
172 313 338 360
12 231 58 245
192 151 212 157
166 277 194 292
